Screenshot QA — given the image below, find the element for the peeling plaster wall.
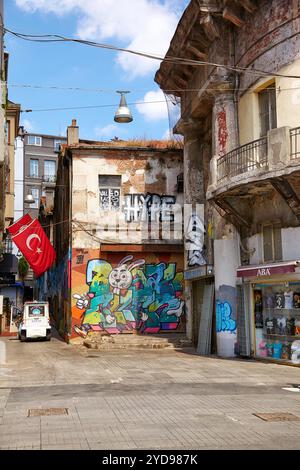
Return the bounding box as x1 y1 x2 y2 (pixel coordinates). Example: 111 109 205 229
236 0 300 93
250 191 298 231
246 226 300 266
282 227 300 261
239 59 300 146
276 59 300 129
236 0 300 145
71 149 183 248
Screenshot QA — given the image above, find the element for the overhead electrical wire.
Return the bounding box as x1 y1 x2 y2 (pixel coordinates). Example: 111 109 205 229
5 27 300 114
4 26 300 80
20 99 169 113
9 83 300 94
17 86 300 113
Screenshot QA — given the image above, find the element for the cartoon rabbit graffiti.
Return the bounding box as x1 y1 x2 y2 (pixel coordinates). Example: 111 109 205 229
72 255 185 337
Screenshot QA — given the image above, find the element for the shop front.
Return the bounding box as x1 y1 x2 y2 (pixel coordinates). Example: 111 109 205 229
0 253 24 335
237 261 300 366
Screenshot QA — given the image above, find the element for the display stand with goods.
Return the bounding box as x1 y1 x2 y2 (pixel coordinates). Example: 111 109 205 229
254 283 300 364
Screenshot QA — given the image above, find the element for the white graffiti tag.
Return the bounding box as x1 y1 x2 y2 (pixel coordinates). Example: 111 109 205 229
185 214 206 267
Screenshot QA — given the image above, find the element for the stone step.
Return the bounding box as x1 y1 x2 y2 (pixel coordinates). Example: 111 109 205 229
80 333 193 350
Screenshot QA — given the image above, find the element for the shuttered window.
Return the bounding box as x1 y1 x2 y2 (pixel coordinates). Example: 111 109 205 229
259 84 277 137
262 223 282 262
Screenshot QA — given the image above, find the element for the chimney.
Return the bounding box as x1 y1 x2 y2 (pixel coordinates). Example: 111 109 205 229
67 119 79 145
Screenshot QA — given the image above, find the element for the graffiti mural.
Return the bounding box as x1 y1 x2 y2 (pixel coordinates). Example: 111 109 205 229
72 253 184 337
216 301 236 333
123 194 176 222
185 213 206 267
216 285 237 357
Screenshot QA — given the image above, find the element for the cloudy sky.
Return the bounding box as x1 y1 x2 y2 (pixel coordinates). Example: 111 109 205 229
5 0 189 140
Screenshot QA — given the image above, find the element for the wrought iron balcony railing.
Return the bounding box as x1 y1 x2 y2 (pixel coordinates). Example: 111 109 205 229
43 174 56 183
290 127 300 160
28 174 40 179
217 137 268 182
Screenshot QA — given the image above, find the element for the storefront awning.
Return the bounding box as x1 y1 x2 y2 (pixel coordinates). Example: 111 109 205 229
237 261 300 278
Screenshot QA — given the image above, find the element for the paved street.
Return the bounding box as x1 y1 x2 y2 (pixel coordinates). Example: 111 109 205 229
0 336 300 450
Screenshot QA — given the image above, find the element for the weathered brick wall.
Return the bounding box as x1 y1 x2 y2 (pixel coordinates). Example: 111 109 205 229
235 0 300 92
71 146 183 248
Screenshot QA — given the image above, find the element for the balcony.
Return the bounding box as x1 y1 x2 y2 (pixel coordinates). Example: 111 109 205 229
28 174 40 180
216 137 268 183
207 126 300 225
42 174 56 185
290 126 300 160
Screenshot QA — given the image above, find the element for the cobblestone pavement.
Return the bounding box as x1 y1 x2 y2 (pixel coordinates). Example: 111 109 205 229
0 336 300 450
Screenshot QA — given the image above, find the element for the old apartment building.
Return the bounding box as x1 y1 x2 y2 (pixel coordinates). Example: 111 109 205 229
0 49 21 333
47 121 184 341
24 132 66 219
156 0 300 364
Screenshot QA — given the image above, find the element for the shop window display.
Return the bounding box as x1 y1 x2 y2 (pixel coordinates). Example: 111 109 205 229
254 283 300 364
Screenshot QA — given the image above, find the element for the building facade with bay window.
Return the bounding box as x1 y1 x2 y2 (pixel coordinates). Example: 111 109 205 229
155 0 300 364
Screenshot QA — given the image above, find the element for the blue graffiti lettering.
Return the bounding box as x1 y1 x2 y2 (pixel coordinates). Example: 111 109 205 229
216 301 236 333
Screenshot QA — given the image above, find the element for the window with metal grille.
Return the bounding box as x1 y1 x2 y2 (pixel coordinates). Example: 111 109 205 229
262 223 282 262
76 255 84 265
177 173 183 193
259 84 277 137
98 175 121 211
3 234 13 254
44 160 56 182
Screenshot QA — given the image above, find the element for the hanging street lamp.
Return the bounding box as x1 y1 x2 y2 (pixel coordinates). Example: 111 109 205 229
114 91 133 123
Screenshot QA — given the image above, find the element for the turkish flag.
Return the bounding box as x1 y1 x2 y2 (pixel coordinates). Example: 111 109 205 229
11 218 56 277
8 214 33 236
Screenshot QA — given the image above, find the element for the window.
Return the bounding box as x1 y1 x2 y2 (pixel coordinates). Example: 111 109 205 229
29 159 39 178
262 223 282 262
99 175 121 211
31 188 40 209
3 234 13 254
259 84 277 137
44 160 56 182
28 135 42 146
177 173 183 193
54 140 65 152
28 305 45 317
5 120 10 145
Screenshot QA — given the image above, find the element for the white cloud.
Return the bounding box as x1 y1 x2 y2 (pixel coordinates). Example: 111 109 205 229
94 123 128 140
21 118 35 132
136 89 168 122
162 129 172 140
15 0 183 78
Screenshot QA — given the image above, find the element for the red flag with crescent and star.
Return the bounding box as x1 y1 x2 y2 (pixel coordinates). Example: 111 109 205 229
10 216 56 277
8 213 33 236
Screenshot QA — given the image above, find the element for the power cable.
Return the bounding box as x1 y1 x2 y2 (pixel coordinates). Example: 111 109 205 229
15 87 300 114
20 99 170 114
9 82 300 94
4 26 300 80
